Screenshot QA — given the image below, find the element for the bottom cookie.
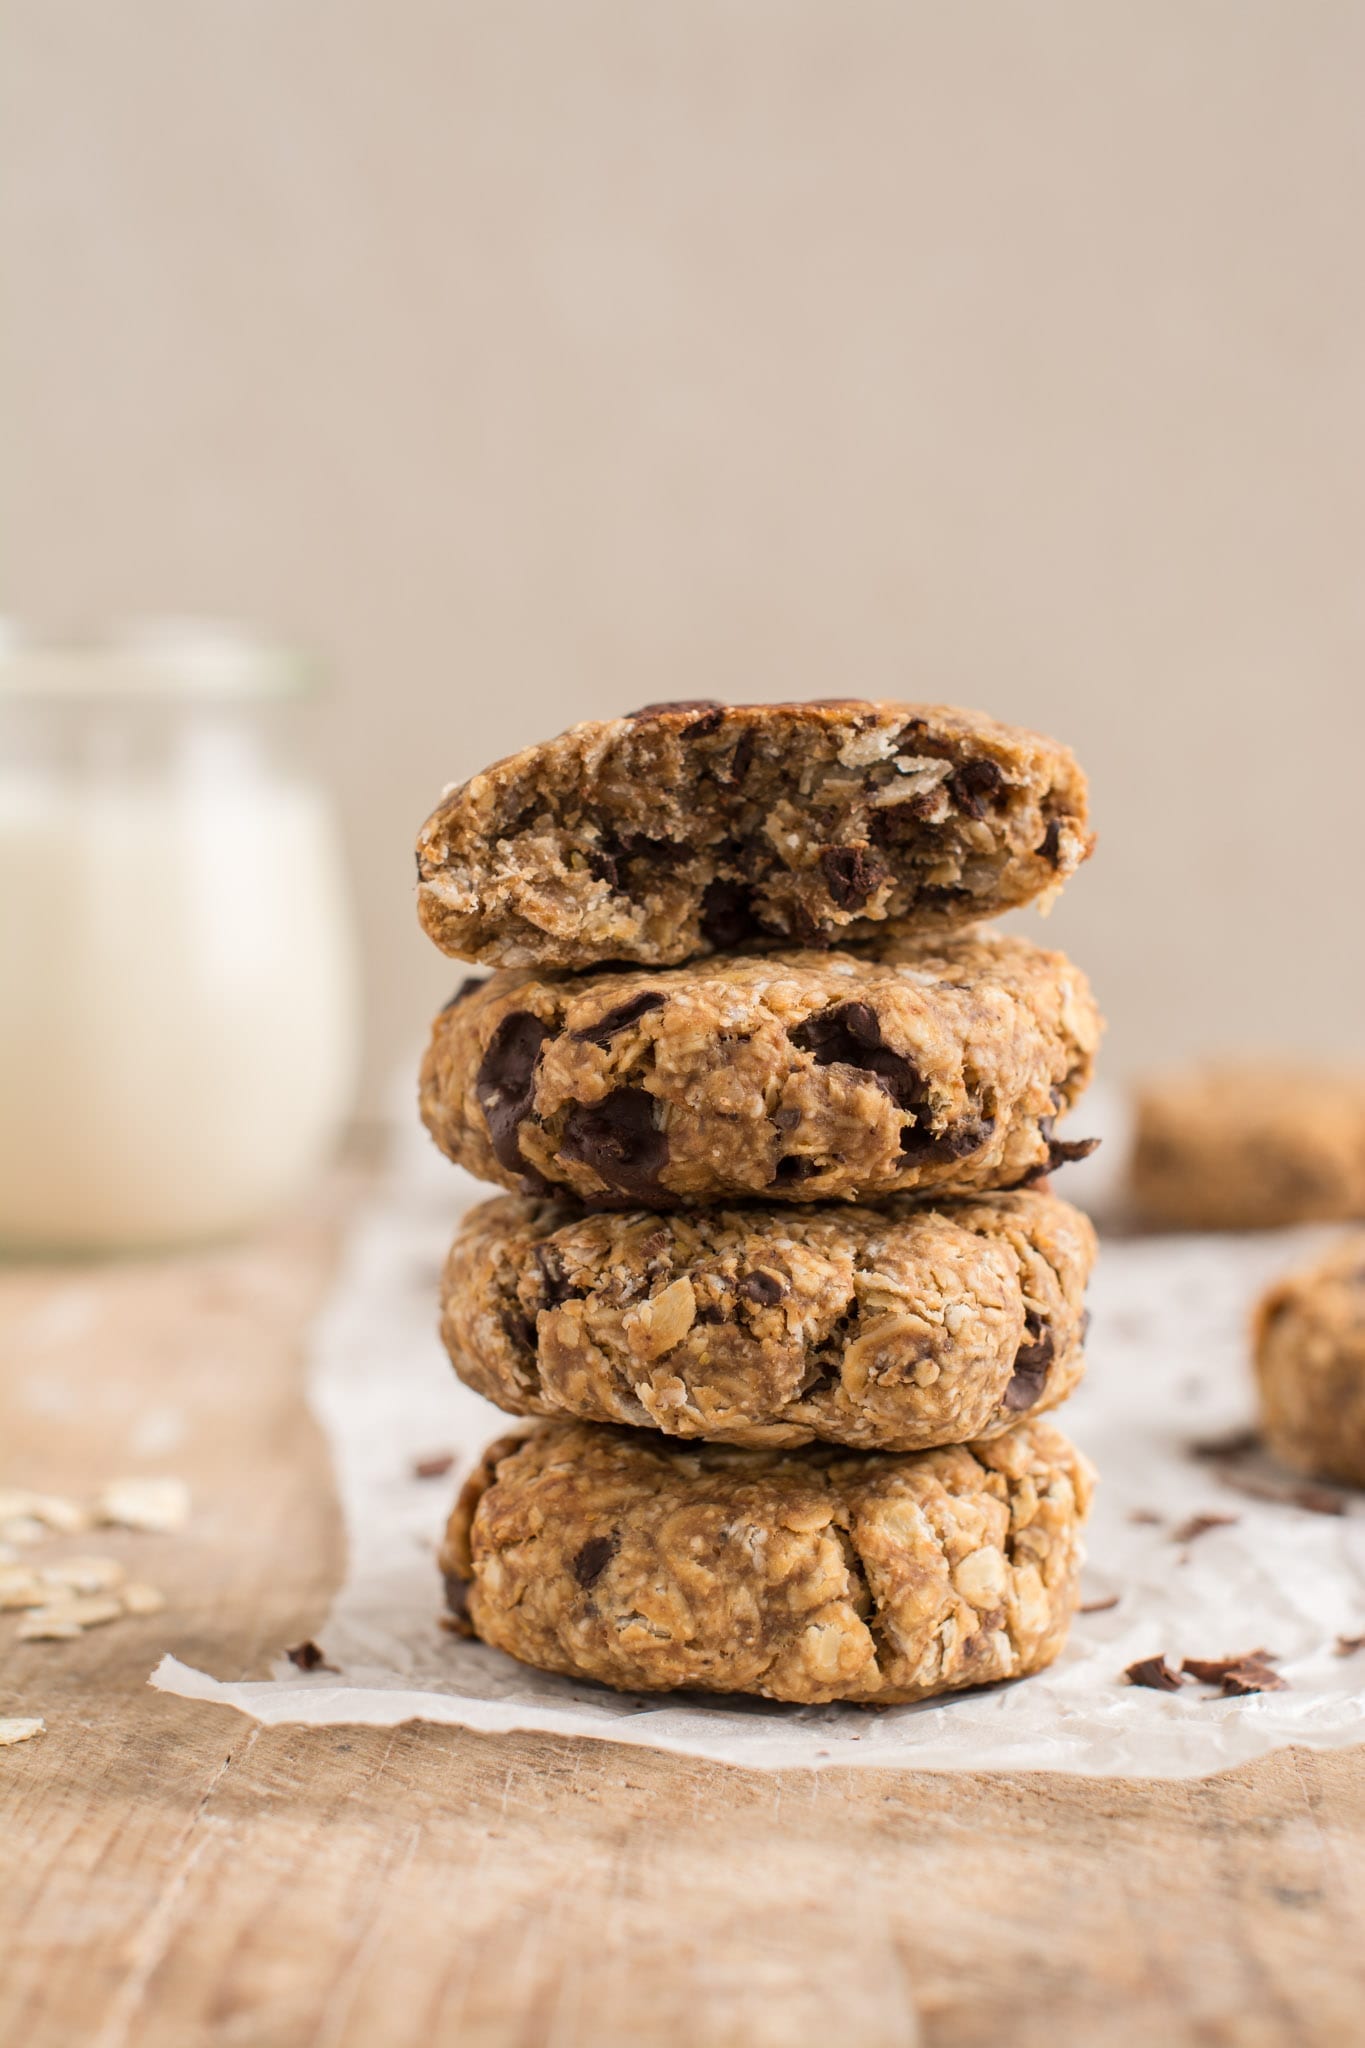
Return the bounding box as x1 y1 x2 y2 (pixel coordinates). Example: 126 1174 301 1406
440 1418 1093 1705
1254 1233 1365 1487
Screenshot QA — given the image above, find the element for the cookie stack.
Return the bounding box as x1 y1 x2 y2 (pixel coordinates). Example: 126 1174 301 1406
415 700 1102 1706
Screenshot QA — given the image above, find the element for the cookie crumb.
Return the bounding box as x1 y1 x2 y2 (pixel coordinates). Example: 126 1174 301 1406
1079 1594 1120 1614
1127 1508 1162 1526
1124 1655 1184 1692
1334 1632 1365 1657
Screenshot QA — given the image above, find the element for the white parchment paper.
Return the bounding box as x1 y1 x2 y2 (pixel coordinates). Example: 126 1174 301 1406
154 1107 1365 1774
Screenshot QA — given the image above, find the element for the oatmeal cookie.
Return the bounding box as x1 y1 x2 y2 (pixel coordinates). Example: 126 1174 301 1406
419 929 1101 1207
1254 1233 1365 1486
440 1188 1095 1449
1132 1064 1365 1231
440 1418 1093 1704
416 700 1092 969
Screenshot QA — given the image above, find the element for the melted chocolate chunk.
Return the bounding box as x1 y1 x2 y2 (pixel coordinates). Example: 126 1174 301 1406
440 976 488 1013
949 757 1005 818
818 844 890 910
791 1004 931 1139
475 1012 551 1180
1037 818 1063 867
586 846 620 889
560 1088 669 1200
700 877 763 951
574 990 666 1047
572 1533 619 1587
740 1271 786 1307
1003 1317 1055 1412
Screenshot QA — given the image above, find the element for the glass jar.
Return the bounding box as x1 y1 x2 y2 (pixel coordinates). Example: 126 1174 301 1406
0 621 361 1252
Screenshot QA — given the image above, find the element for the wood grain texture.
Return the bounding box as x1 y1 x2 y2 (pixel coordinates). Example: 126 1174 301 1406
3 1172 1364 2048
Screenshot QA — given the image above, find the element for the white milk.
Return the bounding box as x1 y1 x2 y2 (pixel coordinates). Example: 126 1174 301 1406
0 771 359 1250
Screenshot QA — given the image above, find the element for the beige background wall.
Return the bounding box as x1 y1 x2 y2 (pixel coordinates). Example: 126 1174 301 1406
5 2 1363 1115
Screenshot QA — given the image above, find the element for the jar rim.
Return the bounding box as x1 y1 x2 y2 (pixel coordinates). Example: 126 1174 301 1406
0 619 319 702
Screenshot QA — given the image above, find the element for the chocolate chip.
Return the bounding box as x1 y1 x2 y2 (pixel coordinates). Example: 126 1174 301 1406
722 729 755 785
1011 1133 1101 1188
560 1088 669 1201
475 1012 551 1180
1124 1655 1184 1692
620 833 689 867
774 1106 803 1133
502 1308 538 1353
771 1154 821 1184
1037 819 1063 867
948 757 1005 818
440 976 487 1013
740 1271 786 1306
931 1116 996 1161
700 877 762 951
534 1244 576 1309
572 1533 619 1587
1004 1319 1055 1411
916 882 972 909
818 845 890 911
586 847 619 888
574 991 666 1046
695 1303 728 1325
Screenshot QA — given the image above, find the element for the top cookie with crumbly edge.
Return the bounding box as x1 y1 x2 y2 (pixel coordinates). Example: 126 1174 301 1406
416 699 1093 969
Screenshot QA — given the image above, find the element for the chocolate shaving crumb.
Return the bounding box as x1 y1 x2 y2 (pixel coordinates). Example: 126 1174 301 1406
1180 1650 1285 1697
412 1452 455 1480
1216 1469 1347 1516
286 1639 339 1674
1125 1655 1184 1692
1189 1427 1261 1461
1080 1594 1121 1614
1171 1512 1240 1544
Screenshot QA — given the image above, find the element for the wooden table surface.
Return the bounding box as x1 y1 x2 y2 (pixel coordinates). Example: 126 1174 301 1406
3 1172 1364 2048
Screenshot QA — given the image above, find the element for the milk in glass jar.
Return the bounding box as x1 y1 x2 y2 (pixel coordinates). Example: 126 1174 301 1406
0 622 361 1251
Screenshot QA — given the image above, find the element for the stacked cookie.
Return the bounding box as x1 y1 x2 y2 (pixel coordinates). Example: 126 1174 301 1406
415 700 1102 1706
